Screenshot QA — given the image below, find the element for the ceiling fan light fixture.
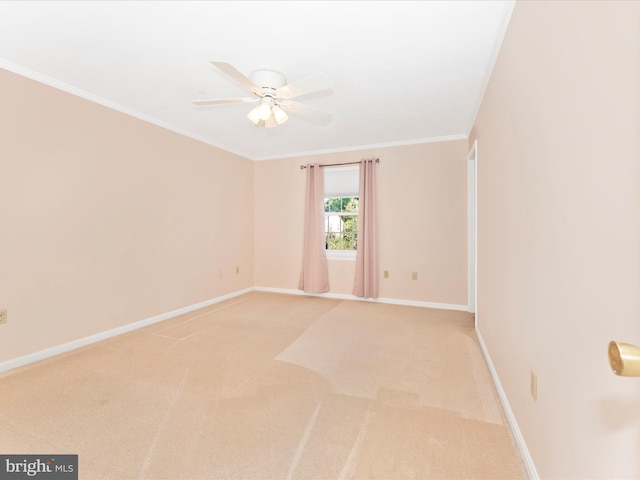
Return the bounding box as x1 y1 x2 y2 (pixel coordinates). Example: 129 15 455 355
272 105 288 125
257 101 272 121
246 105 263 125
265 114 278 128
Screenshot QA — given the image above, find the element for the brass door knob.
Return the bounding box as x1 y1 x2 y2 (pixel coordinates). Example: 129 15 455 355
608 341 640 376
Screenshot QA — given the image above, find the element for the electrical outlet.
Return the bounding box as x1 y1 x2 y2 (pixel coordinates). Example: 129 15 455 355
384 270 389 279
0 309 7 325
530 370 537 401
411 272 418 281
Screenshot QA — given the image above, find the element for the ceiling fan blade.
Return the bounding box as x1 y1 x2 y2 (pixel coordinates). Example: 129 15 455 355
211 61 259 93
280 101 332 125
276 73 333 100
192 97 257 106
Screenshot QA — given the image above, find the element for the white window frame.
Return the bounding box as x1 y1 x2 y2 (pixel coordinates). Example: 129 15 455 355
324 166 359 261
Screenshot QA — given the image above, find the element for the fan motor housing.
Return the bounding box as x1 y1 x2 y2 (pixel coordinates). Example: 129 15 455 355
250 70 287 89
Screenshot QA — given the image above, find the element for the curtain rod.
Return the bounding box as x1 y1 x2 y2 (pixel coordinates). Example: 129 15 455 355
299 158 379 170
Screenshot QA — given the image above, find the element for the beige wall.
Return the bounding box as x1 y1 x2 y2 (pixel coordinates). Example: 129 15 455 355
254 141 468 306
0 68 254 363
472 1 640 478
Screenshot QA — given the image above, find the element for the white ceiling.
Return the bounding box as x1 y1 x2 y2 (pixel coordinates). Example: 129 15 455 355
0 1 514 161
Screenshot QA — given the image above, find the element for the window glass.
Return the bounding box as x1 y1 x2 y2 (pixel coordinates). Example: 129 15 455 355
324 166 359 256
324 196 359 250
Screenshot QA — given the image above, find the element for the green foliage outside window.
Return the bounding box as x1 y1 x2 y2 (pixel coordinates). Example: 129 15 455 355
324 197 359 251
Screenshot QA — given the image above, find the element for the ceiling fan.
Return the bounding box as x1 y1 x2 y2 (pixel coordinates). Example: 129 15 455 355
193 61 333 128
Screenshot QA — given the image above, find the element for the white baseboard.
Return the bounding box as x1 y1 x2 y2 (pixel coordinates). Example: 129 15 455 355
475 327 539 480
253 286 469 311
0 287 253 375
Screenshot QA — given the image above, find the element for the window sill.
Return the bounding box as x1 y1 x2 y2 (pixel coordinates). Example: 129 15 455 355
326 250 356 261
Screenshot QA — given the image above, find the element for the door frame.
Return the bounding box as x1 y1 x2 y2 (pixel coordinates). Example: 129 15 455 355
467 140 477 316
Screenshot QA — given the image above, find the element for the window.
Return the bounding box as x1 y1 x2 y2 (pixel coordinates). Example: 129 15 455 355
325 196 359 250
324 166 359 260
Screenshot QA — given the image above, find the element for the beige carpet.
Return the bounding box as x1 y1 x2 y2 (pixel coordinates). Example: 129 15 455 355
0 292 526 479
